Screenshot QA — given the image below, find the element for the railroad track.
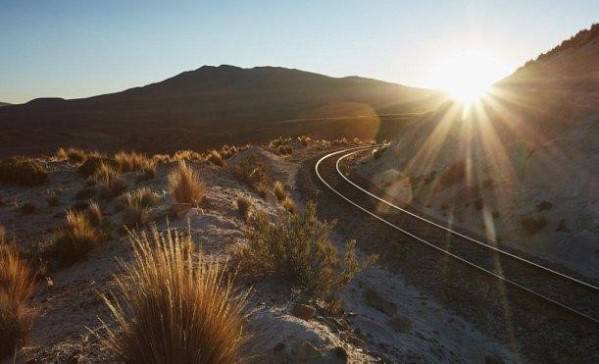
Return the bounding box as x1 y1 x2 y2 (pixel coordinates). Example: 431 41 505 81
315 145 599 326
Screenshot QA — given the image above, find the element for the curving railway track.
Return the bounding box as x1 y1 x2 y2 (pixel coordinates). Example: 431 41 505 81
315 145 599 326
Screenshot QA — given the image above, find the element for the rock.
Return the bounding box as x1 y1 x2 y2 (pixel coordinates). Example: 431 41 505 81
292 303 316 320
362 288 397 316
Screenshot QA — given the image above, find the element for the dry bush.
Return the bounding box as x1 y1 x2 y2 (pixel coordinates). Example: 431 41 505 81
273 181 286 202
87 201 103 227
78 156 116 177
0 157 48 186
100 226 248 364
115 152 153 173
281 196 296 213
232 202 372 298
168 162 205 205
120 187 160 226
236 196 252 221
92 162 127 200
0 242 36 360
207 150 224 167
51 210 103 266
173 150 202 162
232 156 270 197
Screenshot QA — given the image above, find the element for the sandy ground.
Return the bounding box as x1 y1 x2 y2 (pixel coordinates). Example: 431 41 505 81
1 141 520 363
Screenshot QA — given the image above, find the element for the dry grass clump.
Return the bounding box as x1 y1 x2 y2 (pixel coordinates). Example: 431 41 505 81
232 156 270 198
268 137 292 149
173 150 202 162
281 196 296 213
87 201 103 227
56 147 90 162
92 162 127 200
78 156 115 177
236 196 252 221
0 157 49 186
207 150 225 167
120 187 160 226
115 152 154 173
0 226 5 245
297 135 312 146
232 202 372 298
152 154 173 164
277 145 293 155
168 162 205 205
220 145 239 160
51 210 103 266
273 181 286 202
100 226 248 363
46 189 60 207
0 241 36 360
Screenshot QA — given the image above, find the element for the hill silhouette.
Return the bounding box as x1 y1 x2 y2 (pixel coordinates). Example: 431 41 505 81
0 65 442 157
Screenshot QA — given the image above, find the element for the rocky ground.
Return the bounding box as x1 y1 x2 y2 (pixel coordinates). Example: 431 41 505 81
1 139 519 363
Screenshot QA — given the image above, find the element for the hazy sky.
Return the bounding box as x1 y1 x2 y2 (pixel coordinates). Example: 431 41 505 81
1 0 597 103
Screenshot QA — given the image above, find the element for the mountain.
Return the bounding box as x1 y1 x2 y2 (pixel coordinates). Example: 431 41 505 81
0 65 443 157
358 24 599 281
0 102 10 107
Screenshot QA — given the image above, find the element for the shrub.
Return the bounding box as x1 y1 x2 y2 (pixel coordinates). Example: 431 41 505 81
273 181 286 202
78 157 116 177
168 162 205 205
101 226 248 363
51 210 103 266
281 196 296 213
0 157 48 186
93 162 127 200
87 201 103 227
236 196 252 221
120 187 160 226
0 242 36 360
232 156 270 197
207 150 224 167
115 152 153 173
520 216 547 236
232 203 371 298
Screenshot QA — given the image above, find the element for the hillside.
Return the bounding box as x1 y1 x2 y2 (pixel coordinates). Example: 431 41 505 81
357 24 599 281
0 102 10 107
0 65 443 157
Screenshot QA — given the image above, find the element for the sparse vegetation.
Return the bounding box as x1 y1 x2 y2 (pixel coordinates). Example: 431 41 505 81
50 210 103 266
168 161 205 205
232 156 270 198
277 145 293 155
236 196 252 221
87 201 103 227
78 156 115 177
207 150 225 167
273 181 286 201
232 202 372 298
0 240 36 360
115 151 153 173
92 162 127 200
120 187 160 226
0 157 49 186
101 226 248 363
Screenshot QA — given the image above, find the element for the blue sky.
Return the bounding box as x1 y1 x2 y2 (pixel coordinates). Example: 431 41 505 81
1 0 597 103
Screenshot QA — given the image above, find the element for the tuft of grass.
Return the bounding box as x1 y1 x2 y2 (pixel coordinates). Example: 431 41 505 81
236 196 252 221
51 210 103 266
78 156 115 177
0 242 36 360
0 157 49 186
56 147 89 163
100 226 248 364
0 225 5 245
232 202 372 298
87 201 103 227
46 189 60 207
92 162 127 200
273 181 286 202
207 150 224 167
120 187 160 226
232 156 270 198
115 152 154 173
168 162 205 205
281 196 296 213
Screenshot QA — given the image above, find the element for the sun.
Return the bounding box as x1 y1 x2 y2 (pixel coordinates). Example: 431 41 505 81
427 50 508 105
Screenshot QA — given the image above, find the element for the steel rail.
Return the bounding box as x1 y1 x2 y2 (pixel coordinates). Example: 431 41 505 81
315 147 599 325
